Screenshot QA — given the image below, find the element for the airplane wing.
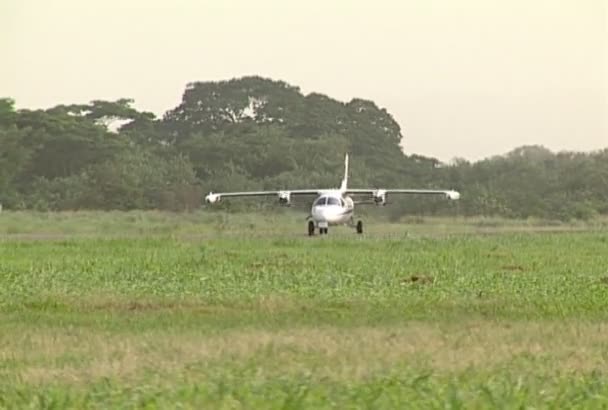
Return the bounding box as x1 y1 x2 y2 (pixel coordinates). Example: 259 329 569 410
346 188 460 204
205 189 321 204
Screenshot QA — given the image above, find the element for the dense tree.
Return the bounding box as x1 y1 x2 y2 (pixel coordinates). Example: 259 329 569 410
13 108 125 180
84 150 199 211
164 76 406 181
0 77 606 220
0 126 30 206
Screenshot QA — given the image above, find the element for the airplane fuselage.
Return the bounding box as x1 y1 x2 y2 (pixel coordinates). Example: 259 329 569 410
309 191 355 227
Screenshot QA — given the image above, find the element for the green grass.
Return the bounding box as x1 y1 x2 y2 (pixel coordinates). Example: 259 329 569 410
1 209 606 238
1 211 608 408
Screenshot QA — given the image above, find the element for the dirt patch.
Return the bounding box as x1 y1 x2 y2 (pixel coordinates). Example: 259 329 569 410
401 274 434 285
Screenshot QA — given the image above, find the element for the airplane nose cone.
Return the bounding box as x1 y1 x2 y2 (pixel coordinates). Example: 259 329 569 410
312 207 331 221
313 206 326 220
313 207 343 223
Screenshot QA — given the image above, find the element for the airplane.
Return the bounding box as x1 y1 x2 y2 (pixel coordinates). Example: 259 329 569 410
204 154 460 236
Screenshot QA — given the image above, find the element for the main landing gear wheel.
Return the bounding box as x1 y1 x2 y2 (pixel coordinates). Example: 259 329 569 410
308 220 315 236
356 220 363 234
319 227 328 235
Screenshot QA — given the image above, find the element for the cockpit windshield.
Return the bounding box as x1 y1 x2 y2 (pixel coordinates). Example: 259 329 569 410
314 196 341 207
313 196 328 207
327 197 341 206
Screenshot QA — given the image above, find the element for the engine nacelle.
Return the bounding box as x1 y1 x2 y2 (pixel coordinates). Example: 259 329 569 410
205 193 221 204
278 191 291 206
373 189 387 206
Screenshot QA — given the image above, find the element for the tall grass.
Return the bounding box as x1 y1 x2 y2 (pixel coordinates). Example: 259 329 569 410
1 213 608 407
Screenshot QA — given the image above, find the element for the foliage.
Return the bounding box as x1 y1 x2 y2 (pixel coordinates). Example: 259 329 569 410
84 150 200 211
0 76 606 220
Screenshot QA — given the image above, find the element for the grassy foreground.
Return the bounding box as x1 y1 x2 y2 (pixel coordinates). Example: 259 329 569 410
1 211 608 408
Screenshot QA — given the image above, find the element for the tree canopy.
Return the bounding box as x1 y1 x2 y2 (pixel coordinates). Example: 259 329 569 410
0 76 606 220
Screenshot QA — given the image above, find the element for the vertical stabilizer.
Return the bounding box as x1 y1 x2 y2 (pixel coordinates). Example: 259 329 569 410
340 153 349 191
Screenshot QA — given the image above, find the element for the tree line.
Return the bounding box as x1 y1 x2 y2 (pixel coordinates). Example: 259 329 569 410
1 76 606 220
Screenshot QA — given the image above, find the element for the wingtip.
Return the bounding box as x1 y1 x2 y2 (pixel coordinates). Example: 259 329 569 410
446 190 461 200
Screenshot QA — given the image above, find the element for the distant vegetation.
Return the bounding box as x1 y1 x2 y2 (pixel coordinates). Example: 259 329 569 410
1 76 606 220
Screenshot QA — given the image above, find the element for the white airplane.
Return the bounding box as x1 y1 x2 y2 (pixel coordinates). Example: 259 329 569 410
205 154 460 235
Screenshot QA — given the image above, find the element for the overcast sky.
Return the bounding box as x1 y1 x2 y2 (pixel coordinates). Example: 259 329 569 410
2 0 606 161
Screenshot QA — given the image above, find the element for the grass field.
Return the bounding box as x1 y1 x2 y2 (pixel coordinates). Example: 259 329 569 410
1 211 608 408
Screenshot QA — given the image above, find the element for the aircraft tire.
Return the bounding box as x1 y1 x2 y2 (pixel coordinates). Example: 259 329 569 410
308 221 315 236
356 220 363 234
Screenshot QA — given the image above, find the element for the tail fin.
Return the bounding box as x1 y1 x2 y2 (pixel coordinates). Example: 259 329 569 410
340 153 349 191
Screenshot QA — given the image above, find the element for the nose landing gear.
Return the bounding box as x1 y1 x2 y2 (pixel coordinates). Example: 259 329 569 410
307 220 360 236
308 220 329 236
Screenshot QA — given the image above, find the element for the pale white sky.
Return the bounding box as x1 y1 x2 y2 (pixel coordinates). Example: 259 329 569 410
2 0 606 161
